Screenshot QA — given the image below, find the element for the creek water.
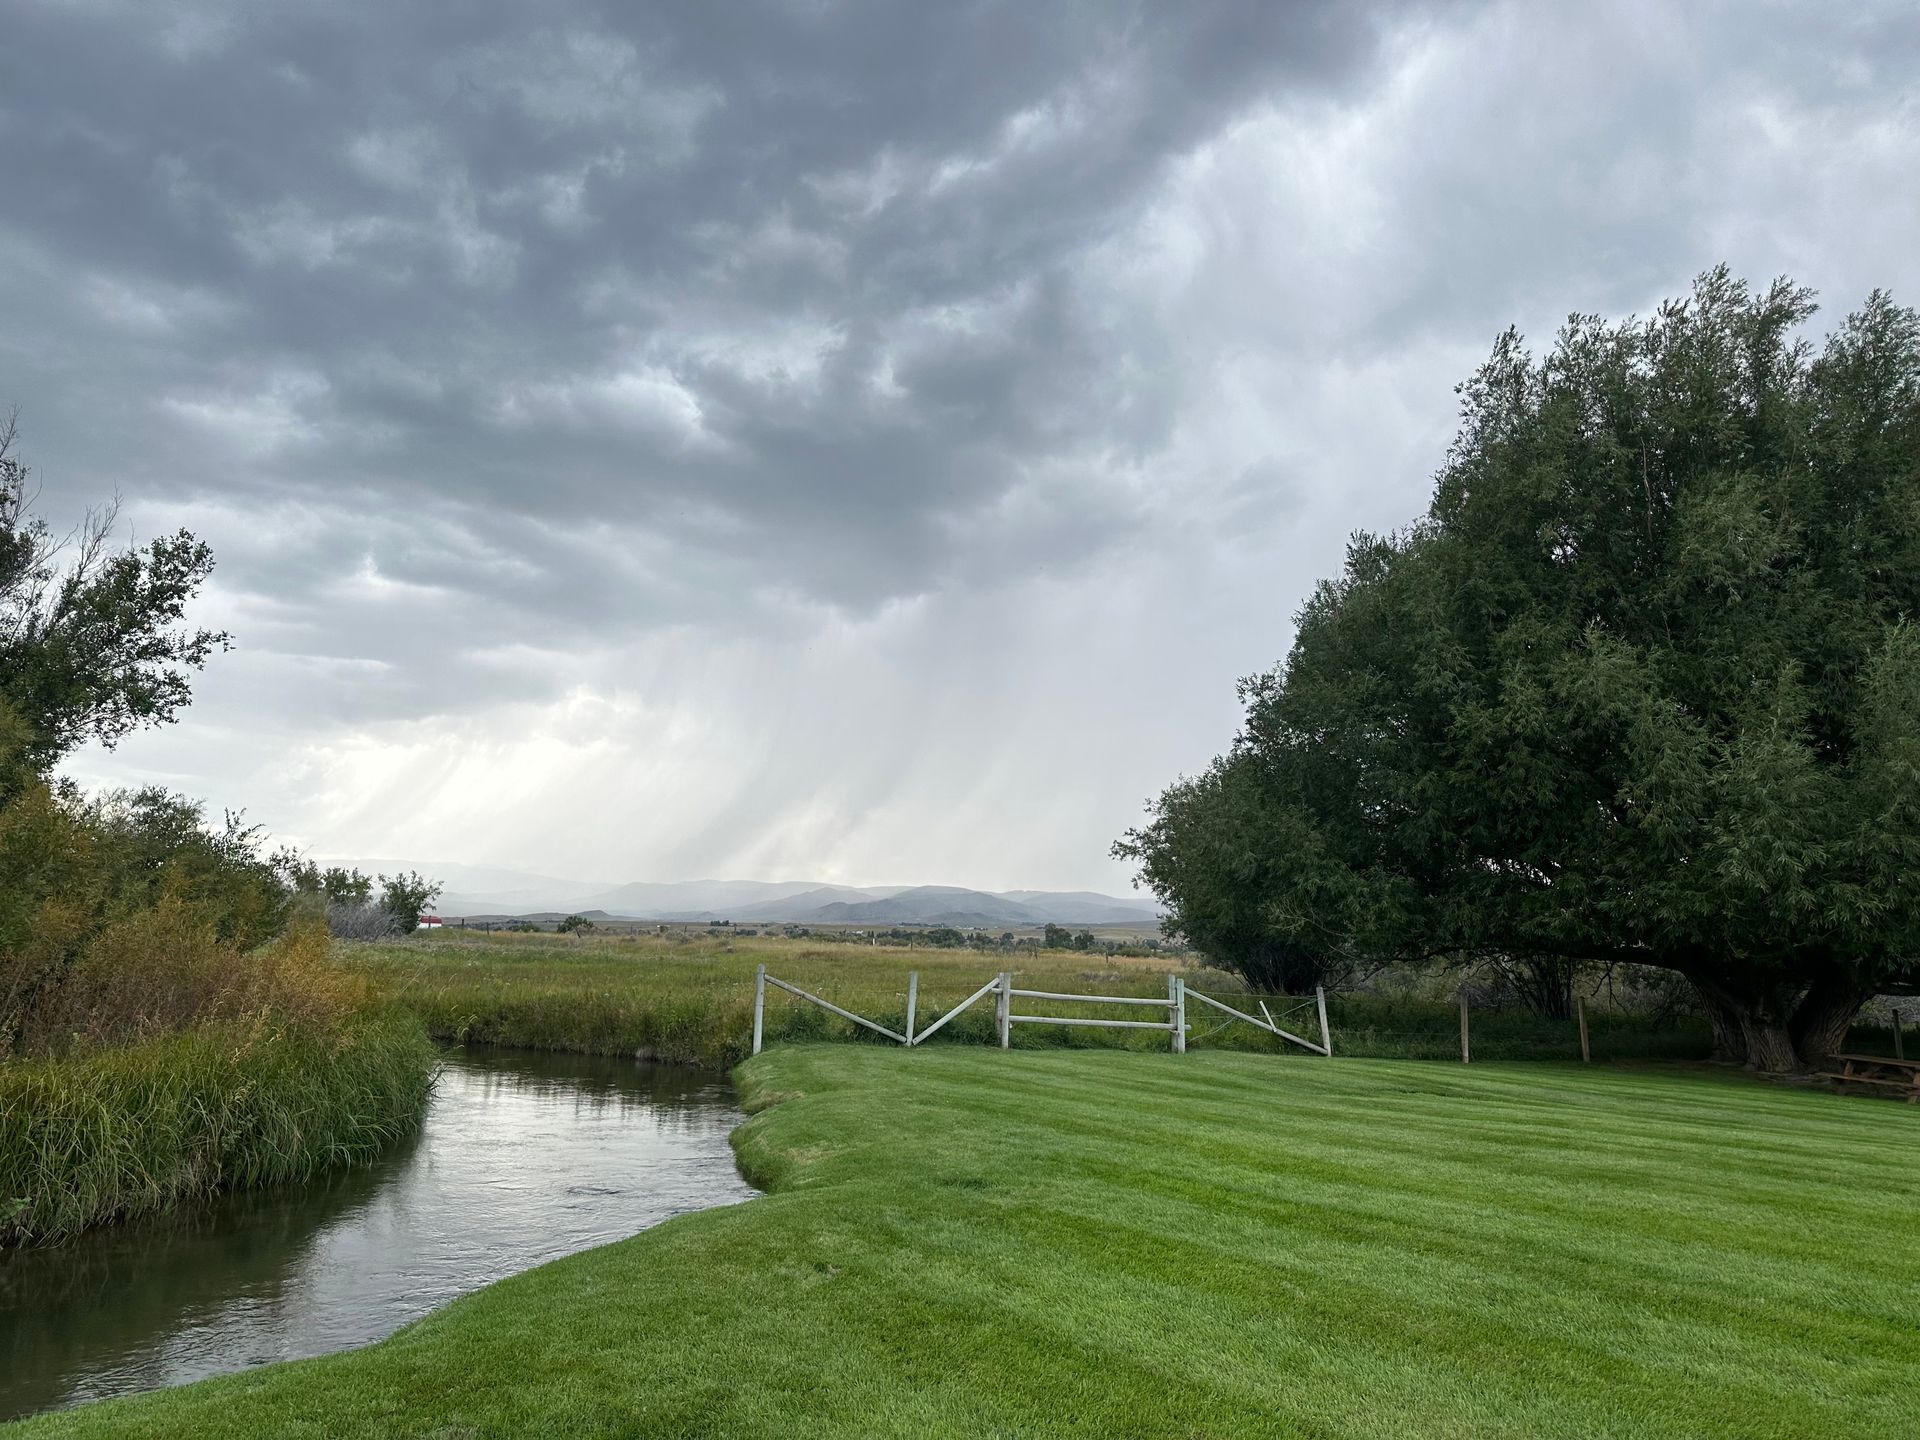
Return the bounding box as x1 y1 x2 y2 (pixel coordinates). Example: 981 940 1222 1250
0 1047 756 1420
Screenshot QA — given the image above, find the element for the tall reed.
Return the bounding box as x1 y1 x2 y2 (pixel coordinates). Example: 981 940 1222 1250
1 1010 434 1246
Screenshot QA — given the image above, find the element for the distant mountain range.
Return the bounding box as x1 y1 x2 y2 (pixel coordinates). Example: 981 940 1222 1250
330 862 1162 928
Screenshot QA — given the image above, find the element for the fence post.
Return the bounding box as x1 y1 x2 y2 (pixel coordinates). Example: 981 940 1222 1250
1895 1007 1905 1062
996 972 1012 1049
1170 975 1186 1054
1315 985 1332 1058
752 964 766 1057
905 971 918 1047
1459 994 1471 1065
1576 996 1591 1063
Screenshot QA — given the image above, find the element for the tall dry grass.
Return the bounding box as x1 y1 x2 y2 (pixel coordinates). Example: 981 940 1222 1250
30 909 372 1056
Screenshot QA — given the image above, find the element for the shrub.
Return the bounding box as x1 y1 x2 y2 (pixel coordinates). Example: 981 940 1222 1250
0 766 311 1058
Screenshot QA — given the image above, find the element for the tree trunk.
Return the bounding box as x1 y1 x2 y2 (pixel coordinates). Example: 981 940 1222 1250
1685 971 1804 1073
1733 1008 1801 1074
1691 983 1748 1065
1789 977 1868 1068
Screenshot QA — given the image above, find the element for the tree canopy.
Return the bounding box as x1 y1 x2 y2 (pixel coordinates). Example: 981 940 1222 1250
1120 269 1920 1070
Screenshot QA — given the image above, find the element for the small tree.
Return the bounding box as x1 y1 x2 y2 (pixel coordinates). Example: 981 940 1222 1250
557 914 595 934
378 871 441 935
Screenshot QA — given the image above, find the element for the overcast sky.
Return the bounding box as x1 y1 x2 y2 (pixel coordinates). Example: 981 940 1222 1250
5 0 1917 891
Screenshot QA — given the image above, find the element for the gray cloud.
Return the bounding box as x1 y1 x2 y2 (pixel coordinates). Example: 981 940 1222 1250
4 0 1917 887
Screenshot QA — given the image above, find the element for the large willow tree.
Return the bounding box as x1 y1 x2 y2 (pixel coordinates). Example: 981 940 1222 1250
1120 270 1920 1070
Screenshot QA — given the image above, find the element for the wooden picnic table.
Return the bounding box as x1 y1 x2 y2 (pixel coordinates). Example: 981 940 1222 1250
1819 1053 1920 1102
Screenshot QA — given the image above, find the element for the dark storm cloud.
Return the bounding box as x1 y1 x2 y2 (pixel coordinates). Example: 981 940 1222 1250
0 0 1422 651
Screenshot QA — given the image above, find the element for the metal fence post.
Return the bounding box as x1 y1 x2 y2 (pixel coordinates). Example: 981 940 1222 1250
752 964 766 1056
1315 985 1332 1057
1170 975 1186 1054
997 972 1012 1049
905 970 918 1047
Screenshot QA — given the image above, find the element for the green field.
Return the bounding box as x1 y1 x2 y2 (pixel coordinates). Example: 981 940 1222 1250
16 1047 1916 1438
351 930 1714 1066
349 930 1196 1066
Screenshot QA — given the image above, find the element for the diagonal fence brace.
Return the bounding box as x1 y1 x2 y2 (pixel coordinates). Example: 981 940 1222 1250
1186 987 1329 1055
912 974 1003 1045
765 973 909 1045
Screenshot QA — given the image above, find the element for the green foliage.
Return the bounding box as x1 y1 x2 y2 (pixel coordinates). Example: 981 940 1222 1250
0 419 227 774
280 859 376 905
85 790 289 949
556 914 595 934
1114 749 1340 993
20 1050 1917 1437
1123 270 1920 1069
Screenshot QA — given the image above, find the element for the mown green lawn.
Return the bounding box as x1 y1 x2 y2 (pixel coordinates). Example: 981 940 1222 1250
14 1049 1917 1438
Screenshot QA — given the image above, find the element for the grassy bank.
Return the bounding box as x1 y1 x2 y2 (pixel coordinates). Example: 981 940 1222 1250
16 1047 1916 1437
356 930 1714 1065
1 1011 435 1246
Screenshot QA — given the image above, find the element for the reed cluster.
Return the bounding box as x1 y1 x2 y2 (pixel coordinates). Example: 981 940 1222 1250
1 1006 433 1246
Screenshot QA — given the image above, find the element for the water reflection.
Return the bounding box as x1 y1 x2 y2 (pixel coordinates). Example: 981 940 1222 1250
0 1047 754 1419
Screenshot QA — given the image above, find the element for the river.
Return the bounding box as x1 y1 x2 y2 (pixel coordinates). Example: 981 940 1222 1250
0 1046 755 1420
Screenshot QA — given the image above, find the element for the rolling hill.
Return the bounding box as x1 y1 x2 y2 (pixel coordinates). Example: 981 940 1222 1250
346 860 1161 927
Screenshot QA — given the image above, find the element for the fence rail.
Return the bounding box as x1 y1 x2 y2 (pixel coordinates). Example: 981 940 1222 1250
1008 988 1170 1007
1008 1014 1173 1031
751 967 1332 1059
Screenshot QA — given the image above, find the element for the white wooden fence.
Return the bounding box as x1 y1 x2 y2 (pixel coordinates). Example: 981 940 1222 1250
751 967 1332 1058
